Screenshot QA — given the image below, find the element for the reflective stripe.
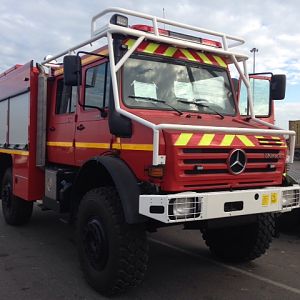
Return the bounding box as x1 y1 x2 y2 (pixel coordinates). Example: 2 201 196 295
236 135 255 147
213 55 227 68
49 142 153 151
144 43 159 53
196 52 212 64
75 142 110 149
163 47 177 57
174 133 193 146
0 149 29 156
47 141 73 147
220 135 235 146
180 49 197 61
125 39 136 48
117 144 153 151
199 134 215 146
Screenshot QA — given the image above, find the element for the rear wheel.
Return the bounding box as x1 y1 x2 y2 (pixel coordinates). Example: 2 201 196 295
77 186 149 296
201 213 275 262
1 168 33 226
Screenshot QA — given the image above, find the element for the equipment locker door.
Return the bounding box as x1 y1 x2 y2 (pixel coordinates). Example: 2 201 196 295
74 60 111 165
47 77 76 165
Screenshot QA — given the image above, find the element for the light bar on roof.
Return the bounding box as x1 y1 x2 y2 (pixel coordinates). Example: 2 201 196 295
131 24 222 48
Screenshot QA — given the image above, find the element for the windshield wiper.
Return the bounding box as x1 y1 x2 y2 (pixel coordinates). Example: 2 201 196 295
178 99 224 119
128 95 183 115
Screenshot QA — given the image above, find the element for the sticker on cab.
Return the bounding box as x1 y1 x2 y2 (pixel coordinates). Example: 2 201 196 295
262 194 270 206
271 193 278 204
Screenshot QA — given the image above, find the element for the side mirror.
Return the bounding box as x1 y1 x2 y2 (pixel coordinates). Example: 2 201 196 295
63 55 82 86
271 74 286 100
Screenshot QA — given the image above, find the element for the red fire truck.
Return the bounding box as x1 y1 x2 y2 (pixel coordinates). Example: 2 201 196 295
0 7 299 295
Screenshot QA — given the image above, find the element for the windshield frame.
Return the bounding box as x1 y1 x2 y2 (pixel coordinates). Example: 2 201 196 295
121 53 237 117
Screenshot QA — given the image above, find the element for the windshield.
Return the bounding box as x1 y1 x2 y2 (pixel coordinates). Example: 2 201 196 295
122 56 236 116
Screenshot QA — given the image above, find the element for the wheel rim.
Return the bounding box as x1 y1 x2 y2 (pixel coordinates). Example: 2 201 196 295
83 217 109 271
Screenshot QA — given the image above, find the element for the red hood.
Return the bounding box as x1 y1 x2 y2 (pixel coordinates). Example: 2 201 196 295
131 110 269 129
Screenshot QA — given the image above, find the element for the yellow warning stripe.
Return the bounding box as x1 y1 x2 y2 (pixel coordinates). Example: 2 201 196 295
236 135 255 147
47 141 73 147
196 52 213 64
259 141 284 145
116 144 153 151
175 133 193 146
174 134 257 147
180 49 197 61
75 142 110 149
199 134 215 146
47 141 153 151
163 47 177 57
125 39 135 48
213 55 227 68
0 148 29 156
255 136 282 141
220 135 235 146
144 43 160 53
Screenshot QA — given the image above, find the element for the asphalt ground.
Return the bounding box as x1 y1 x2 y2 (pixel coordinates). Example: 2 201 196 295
0 162 300 300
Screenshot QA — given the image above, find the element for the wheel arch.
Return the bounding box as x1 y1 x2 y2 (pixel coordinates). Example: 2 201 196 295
71 156 146 224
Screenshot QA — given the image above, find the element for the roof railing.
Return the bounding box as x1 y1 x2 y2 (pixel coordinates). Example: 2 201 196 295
91 7 245 50
43 7 248 65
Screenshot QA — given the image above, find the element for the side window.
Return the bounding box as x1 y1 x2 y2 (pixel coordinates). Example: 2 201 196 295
85 63 110 109
56 79 77 114
239 78 270 116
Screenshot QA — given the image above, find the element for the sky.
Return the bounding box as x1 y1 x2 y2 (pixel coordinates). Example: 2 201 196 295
0 0 300 129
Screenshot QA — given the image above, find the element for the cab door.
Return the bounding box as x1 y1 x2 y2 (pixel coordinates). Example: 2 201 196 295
74 60 111 165
47 77 77 165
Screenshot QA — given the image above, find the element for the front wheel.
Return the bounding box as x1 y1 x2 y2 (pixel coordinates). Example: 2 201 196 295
77 186 149 296
201 213 275 262
1 168 33 226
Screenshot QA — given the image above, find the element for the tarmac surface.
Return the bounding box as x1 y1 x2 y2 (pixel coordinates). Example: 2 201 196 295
0 162 300 300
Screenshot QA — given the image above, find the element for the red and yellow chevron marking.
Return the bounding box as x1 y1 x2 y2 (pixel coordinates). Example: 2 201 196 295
125 39 227 68
255 136 287 148
174 133 287 148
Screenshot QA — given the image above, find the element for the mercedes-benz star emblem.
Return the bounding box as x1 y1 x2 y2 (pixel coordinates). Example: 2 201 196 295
227 149 247 175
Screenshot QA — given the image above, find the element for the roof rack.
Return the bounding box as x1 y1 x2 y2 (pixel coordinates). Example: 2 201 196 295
91 7 245 50
43 7 247 65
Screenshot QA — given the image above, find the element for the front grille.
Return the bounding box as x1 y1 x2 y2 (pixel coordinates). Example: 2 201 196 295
180 148 281 175
173 147 285 190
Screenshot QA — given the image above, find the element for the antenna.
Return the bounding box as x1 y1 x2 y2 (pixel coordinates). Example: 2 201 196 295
163 8 166 29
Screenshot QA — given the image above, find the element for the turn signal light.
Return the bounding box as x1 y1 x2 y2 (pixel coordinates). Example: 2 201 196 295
148 165 164 178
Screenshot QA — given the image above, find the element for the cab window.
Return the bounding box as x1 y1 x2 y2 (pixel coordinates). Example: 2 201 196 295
84 63 110 109
55 79 77 114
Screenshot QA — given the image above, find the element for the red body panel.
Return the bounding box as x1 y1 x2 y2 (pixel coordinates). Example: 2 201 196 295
0 62 44 201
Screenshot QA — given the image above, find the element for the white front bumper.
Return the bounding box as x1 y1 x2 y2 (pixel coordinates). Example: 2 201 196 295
139 185 300 223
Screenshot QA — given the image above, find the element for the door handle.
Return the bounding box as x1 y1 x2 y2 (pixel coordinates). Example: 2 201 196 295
49 126 56 132
77 124 85 131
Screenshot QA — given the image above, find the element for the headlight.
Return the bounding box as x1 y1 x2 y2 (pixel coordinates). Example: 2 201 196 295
282 189 300 208
169 197 201 220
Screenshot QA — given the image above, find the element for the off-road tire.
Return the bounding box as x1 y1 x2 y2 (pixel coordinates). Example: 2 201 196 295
77 186 149 296
201 213 275 262
1 168 33 226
